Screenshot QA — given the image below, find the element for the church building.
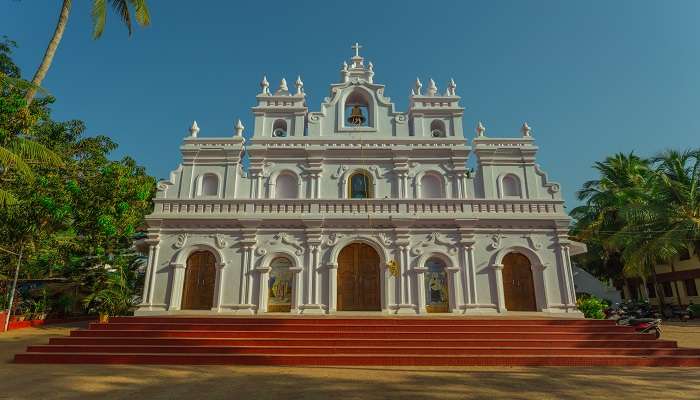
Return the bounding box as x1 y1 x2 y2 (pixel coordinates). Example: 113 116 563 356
135 44 585 316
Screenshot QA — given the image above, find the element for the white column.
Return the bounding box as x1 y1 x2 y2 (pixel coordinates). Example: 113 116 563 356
314 174 321 199
399 246 408 304
415 267 427 313
168 263 186 310
147 243 161 304
557 244 574 306
461 173 468 198
256 266 271 313
563 245 577 306
245 246 255 305
239 245 249 304
447 266 462 313
212 262 226 312
142 244 155 302
291 267 303 313
460 245 471 309
468 245 478 305
492 263 506 312
311 245 320 304
532 263 550 311
327 262 338 313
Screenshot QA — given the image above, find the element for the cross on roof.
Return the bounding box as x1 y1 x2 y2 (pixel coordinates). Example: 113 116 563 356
352 42 362 58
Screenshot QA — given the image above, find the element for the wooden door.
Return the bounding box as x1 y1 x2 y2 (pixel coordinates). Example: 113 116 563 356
337 243 381 311
181 251 216 310
502 253 537 311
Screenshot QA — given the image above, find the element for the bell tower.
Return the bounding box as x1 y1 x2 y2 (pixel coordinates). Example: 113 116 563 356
408 78 464 138
251 75 308 138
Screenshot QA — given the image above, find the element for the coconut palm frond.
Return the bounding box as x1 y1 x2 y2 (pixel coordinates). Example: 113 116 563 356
91 0 108 39
9 137 63 167
129 0 151 26
0 188 18 208
0 146 33 178
109 0 133 36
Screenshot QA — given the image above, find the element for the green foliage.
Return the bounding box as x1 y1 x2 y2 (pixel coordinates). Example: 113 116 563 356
0 38 155 317
82 260 141 317
571 150 700 290
577 296 607 319
688 303 700 318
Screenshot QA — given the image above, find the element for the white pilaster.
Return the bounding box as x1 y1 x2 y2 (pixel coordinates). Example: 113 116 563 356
212 262 227 312
447 266 462 313
327 262 338 313
492 263 506 312
168 263 186 311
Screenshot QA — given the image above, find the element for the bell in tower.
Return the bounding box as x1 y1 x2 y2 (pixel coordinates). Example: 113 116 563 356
347 105 366 126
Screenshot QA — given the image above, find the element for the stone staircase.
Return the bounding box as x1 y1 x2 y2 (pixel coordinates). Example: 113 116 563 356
14 316 700 366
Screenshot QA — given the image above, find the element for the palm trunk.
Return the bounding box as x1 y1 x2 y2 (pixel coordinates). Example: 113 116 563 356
24 0 72 106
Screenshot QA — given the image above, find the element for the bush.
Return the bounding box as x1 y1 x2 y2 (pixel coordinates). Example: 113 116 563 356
577 296 606 319
688 303 700 319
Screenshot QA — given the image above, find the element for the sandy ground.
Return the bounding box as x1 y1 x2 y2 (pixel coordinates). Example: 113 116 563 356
1 321 700 400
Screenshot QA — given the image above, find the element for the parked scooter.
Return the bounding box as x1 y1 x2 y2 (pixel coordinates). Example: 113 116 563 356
617 317 662 339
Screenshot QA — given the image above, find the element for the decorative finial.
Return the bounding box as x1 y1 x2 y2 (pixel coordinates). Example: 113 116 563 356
410 88 416 96
342 61 348 72
295 75 304 95
368 62 373 71
276 78 289 95
476 121 485 137
189 120 200 137
352 42 362 58
260 75 270 95
234 119 244 137
448 78 457 96
414 78 422 96
521 122 532 137
427 78 438 96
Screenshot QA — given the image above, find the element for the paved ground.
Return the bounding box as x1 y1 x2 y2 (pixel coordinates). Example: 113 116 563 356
1 321 699 400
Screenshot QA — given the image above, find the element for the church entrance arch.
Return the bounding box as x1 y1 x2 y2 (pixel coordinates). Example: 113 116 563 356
337 243 381 311
181 251 216 310
502 252 537 311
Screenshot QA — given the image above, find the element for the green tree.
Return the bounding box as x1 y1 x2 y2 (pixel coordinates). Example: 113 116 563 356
24 0 151 105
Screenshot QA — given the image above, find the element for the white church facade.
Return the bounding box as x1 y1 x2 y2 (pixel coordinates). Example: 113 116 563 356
135 44 585 316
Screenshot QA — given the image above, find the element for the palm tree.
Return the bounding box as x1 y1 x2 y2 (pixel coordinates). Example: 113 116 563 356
24 0 151 105
0 75 63 207
570 153 651 298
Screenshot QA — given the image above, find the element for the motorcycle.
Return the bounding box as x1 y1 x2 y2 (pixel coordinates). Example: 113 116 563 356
617 317 662 339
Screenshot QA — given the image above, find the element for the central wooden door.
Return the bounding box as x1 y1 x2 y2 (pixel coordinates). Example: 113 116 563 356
502 253 537 311
337 243 381 311
181 251 216 310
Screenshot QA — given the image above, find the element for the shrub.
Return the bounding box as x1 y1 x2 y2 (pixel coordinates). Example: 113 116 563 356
577 296 606 319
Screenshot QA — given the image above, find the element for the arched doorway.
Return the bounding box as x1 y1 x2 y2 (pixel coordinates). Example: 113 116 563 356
268 257 293 312
337 243 381 311
425 257 449 313
502 253 537 311
181 251 216 310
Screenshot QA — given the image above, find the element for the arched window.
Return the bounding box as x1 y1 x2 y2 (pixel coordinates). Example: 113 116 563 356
275 172 298 199
200 174 218 196
430 120 446 137
268 257 293 312
420 173 443 198
425 257 449 313
348 171 372 199
501 174 522 198
344 90 371 127
272 119 288 137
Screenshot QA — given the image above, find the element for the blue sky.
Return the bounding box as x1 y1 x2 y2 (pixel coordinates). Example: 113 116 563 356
3 1 700 207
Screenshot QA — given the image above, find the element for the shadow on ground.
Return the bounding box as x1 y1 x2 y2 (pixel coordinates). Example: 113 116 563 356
1 322 699 400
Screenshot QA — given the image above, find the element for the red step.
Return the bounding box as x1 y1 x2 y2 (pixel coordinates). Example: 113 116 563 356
108 316 618 326
69 329 656 341
47 336 678 348
14 316 697 366
14 352 700 367
88 322 634 333
26 345 700 356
